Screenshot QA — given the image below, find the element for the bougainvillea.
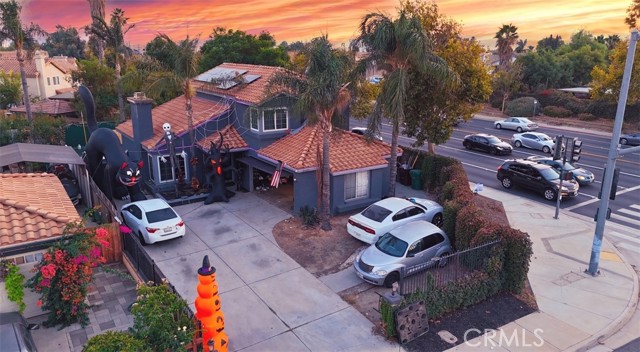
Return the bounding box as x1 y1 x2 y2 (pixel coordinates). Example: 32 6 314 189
26 222 109 329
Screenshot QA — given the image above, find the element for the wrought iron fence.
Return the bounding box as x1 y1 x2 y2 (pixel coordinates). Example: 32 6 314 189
398 240 501 296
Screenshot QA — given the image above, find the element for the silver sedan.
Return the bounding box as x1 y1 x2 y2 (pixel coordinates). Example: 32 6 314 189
511 132 555 153
494 117 539 132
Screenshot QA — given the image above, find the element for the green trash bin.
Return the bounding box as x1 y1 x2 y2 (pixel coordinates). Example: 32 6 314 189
409 169 422 190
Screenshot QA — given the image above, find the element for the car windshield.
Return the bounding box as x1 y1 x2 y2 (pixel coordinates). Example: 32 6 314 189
561 162 575 171
521 118 534 124
486 136 502 143
361 204 392 222
539 167 560 181
146 208 178 223
375 233 408 258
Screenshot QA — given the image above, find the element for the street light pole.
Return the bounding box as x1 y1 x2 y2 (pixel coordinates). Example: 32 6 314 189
587 29 638 276
533 100 538 117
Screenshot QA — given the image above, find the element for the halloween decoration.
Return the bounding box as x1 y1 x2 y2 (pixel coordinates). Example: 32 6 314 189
79 85 146 201
195 255 229 352
204 133 235 204
161 122 185 195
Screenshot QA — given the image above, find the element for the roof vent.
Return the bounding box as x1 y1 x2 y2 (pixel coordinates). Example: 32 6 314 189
133 92 146 99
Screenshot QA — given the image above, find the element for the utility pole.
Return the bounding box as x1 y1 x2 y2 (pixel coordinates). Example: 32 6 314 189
554 135 566 219
587 29 639 276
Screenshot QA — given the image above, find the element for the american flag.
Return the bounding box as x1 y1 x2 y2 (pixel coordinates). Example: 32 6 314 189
271 160 284 188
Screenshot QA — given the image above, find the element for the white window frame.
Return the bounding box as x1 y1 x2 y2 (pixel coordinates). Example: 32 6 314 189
47 77 51 86
344 171 369 200
262 107 288 131
249 108 259 131
157 154 187 183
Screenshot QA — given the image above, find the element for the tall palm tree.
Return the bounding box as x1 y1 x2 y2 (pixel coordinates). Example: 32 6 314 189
87 0 106 62
353 12 456 197
87 8 135 123
515 39 528 53
0 0 45 132
495 24 519 70
267 35 352 231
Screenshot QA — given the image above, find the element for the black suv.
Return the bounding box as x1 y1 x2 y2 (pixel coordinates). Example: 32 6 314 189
463 133 512 155
497 159 579 200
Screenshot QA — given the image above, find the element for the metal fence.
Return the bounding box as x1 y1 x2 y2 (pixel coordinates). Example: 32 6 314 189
398 240 501 296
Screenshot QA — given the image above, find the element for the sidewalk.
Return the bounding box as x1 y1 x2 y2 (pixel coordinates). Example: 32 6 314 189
446 185 638 351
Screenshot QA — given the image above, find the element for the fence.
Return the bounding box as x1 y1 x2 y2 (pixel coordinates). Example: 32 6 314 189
121 231 166 285
87 176 117 224
399 240 500 296
96 222 122 264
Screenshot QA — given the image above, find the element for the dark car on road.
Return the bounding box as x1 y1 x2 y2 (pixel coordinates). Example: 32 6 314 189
619 132 640 146
497 159 579 201
463 133 513 155
526 156 595 186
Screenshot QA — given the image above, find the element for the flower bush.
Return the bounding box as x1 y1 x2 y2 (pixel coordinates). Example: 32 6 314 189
26 222 109 328
1 260 26 313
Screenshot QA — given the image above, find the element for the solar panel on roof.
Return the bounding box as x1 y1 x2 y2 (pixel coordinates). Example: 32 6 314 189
217 81 239 90
243 74 261 84
195 67 248 82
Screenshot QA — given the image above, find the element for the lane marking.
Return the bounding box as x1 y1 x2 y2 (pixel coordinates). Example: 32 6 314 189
619 208 640 218
616 242 640 254
608 231 640 245
610 213 640 227
565 184 640 210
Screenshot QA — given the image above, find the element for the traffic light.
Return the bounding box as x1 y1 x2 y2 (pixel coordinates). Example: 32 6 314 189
553 136 563 160
570 138 582 163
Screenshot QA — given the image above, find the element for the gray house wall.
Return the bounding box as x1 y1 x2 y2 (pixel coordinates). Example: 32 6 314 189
331 167 388 215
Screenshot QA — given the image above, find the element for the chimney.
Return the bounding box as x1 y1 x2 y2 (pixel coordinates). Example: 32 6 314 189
127 92 154 143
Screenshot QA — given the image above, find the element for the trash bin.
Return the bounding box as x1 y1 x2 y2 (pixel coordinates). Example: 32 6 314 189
409 169 422 190
398 167 411 186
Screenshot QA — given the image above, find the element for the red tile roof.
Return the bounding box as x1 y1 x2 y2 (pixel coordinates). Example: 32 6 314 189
0 52 38 77
258 124 399 173
196 124 249 152
10 99 76 115
193 63 286 105
117 95 231 150
0 173 81 247
48 56 78 74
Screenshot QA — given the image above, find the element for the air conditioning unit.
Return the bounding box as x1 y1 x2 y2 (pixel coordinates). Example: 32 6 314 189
133 92 146 99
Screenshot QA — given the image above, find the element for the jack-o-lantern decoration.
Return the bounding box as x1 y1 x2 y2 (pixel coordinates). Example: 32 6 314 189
195 255 228 352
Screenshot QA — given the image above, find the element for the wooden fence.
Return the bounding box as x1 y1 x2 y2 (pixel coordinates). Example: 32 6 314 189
87 177 117 224
96 222 122 264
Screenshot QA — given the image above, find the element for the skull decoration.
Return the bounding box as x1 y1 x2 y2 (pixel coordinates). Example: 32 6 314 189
163 122 171 133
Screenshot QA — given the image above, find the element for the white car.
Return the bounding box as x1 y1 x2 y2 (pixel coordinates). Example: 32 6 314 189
120 198 185 245
347 197 443 244
494 117 538 132
351 127 383 141
511 132 555 154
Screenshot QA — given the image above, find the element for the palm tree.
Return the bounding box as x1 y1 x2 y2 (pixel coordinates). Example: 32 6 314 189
494 24 519 70
87 8 135 123
0 0 45 132
267 35 352 231
353 12 456 197
87 0 106 62
515 39 528 53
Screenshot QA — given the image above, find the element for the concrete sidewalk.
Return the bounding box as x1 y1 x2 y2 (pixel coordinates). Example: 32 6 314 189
447 186 638 351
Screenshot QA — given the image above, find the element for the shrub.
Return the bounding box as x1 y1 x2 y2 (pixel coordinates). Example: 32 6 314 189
577 113 597 121
0 260 26 313
298 206 318 227
442 199 463 239
586 100 640 122
534 90 587 114
83 331 149 352
505 97 538 117
543 105 572 118
454 205 487 250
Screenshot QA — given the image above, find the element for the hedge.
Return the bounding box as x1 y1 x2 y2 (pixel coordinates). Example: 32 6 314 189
543 105 573 118
505 97 538 117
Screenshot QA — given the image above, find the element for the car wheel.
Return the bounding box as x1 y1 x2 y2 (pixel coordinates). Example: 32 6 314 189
383 272 400 288
438 252 451 267
544 188 557 201
501 177 512 189
490 148 497 155
620 138 628 145
542 146 551 154
463 142 471 149
431 213 443 228
514 140 522 148
495 123 502 129
516 127 523 133
138 231 148 246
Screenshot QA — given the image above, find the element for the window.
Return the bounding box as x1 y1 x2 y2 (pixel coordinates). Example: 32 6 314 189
147 154 154 181
392 210 408 222
250 108 259 131
263 108 288 131
125 205 143 220
407 240 423 256
47 77 51 86
406 206 425 217
423 233 445 249
344 171 369 200
53 76 60 85
158 154 186 182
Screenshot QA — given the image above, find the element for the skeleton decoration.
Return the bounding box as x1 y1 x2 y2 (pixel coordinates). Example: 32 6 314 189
204 132 235 204
161 122 185 193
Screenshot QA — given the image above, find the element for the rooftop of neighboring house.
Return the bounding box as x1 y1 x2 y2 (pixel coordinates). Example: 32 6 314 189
9 99 76 116
48 55 78 74
258 124 400 173
196 123 249 152
192 63 287 105
0 51 38 77
0 173 81 248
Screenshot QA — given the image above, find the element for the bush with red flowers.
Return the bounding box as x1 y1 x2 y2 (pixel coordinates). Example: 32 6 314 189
26 222 109 329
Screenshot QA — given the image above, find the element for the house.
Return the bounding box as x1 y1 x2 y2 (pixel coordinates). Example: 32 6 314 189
9 99 77 117
0 50 77 101
115 62 397 214
0 173 82 318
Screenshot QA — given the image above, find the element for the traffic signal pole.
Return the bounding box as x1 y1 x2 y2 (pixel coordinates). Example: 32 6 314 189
587 29 638 276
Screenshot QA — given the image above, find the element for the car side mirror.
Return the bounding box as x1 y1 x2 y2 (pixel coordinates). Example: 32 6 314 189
27 323 40 330
406 253 415 258
536 176 542 180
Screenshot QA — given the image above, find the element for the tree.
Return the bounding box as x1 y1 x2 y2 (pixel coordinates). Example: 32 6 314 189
353 11 455 196
0 0 46 131
87 8 135 123
515 39 528 53
517 50 569 90
87 0 106 62
0 70 22 109
495 24 519 70
199 28 289 72
42 25 85 59
71 57 118 120
591 39 640 104
493 63 523 111
350 80 381 119
537 34 564 51
144 35 178 68
626 0 640 29
595 34 621 50
267 35 353 231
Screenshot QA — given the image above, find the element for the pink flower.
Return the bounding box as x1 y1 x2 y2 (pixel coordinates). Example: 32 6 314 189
73 255 88 265
89 246 101 259
95 228 109 238
40 264 56 279
119 225 132 234
98 239 110 248
36 300 43 307
39 278 51 288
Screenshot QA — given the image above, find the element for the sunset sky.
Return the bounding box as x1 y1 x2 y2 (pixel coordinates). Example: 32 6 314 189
20 0 634 50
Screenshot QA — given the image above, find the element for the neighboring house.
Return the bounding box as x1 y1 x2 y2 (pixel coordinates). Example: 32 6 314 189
0 173 81 318
9 99 77 117
116 62 397 214
0 50 77 101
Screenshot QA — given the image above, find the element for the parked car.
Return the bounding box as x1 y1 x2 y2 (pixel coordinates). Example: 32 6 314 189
347 197 443 244
47 164 81 205
0 312 39 352
494 117 538 132
353 220 452 287
351 127 383 141
497 159 579 200
120 198 185 245
619 132 640 146
526 156 595 186
462 133 513 155
511 132 555 154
